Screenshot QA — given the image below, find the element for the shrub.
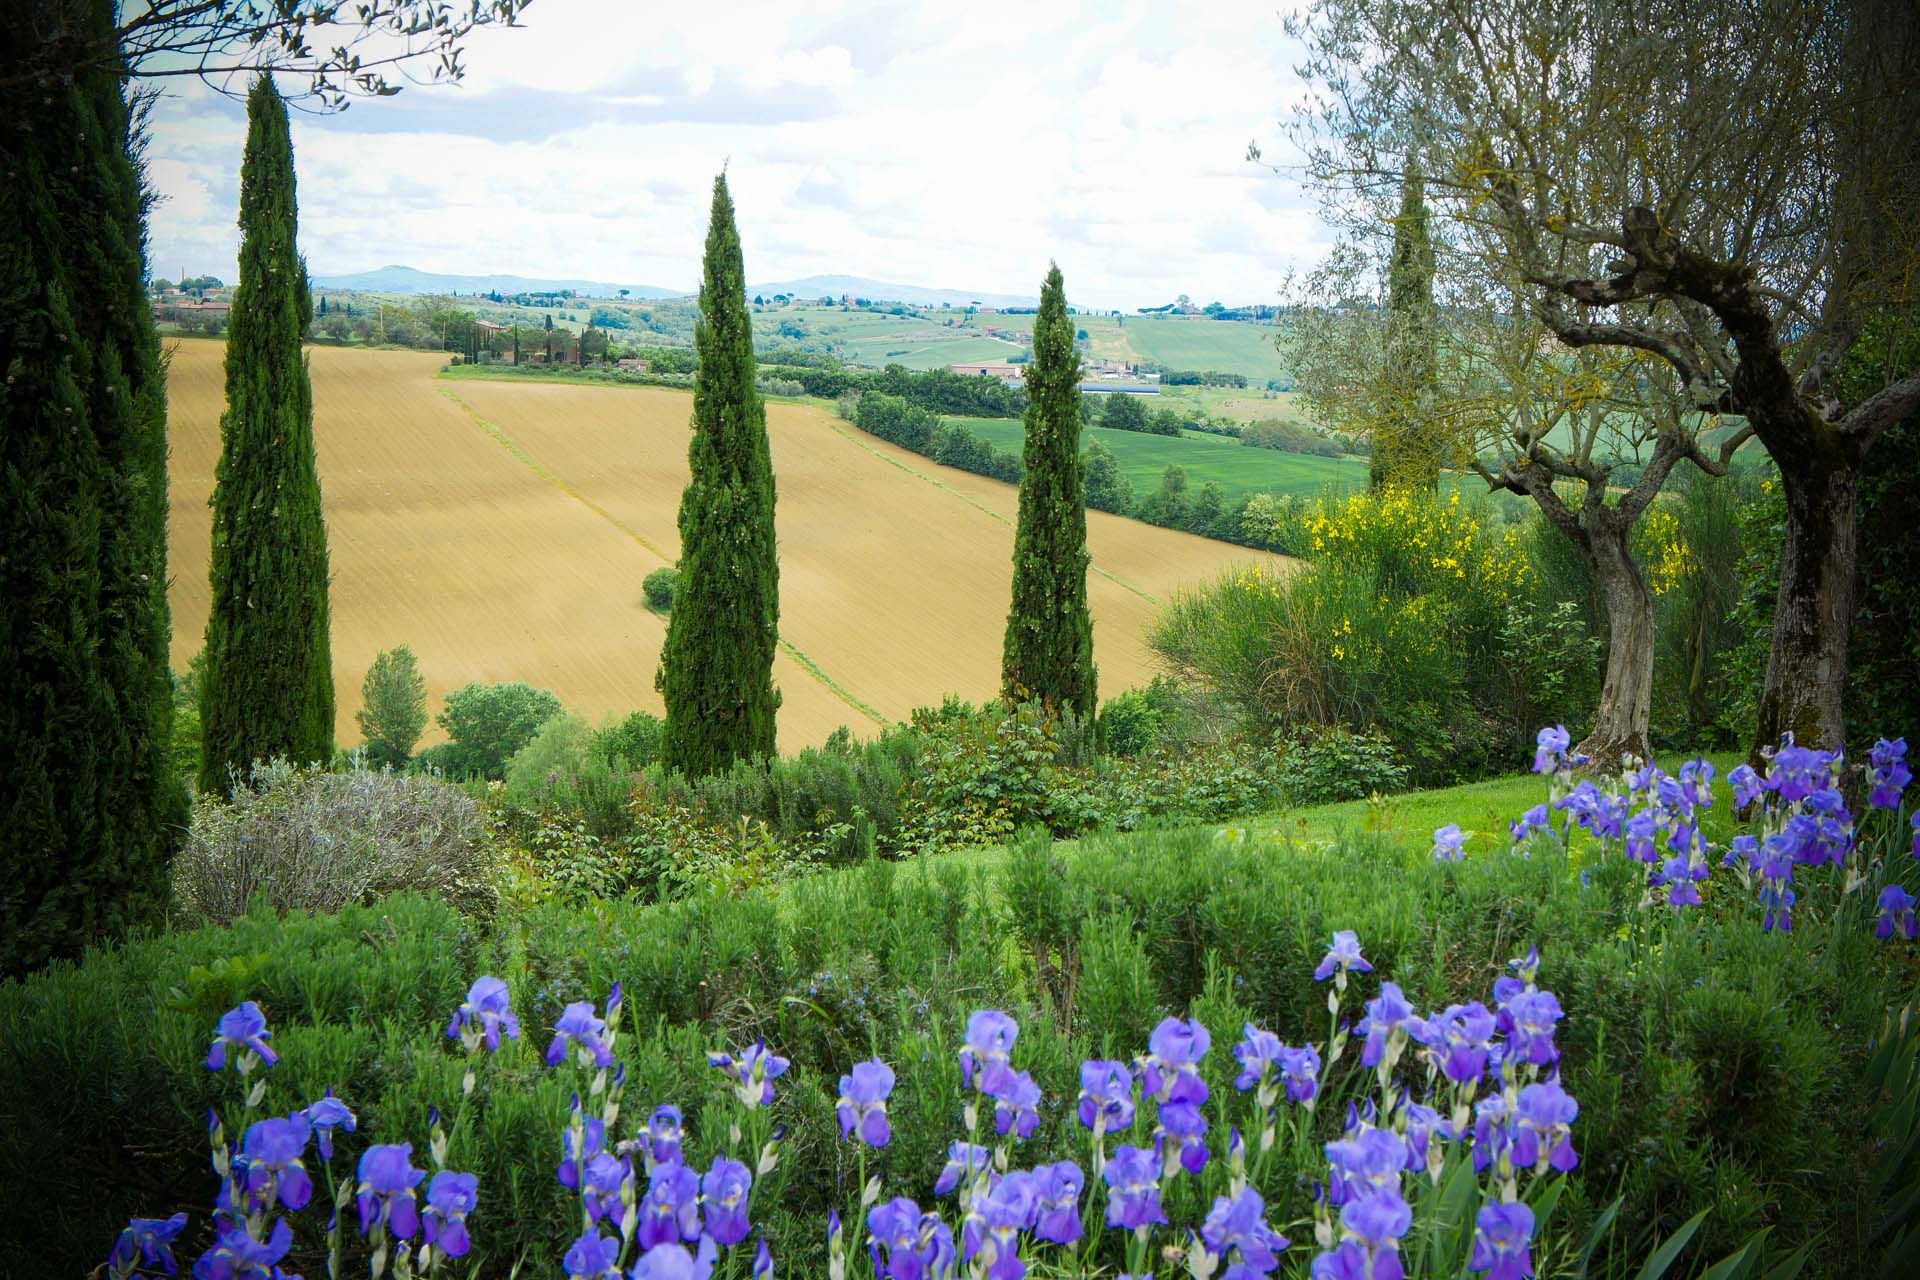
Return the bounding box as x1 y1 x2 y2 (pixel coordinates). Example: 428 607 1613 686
433 681 564 780
1098 685 1166 757
643 566 680 612
169 760 497 925
355 645 427 768
594 709 665 771
1272 725 1410 805
1241 417 1340 456
755 375 807 397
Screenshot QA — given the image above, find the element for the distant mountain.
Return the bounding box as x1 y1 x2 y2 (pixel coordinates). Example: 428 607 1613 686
746 275 1038 309
310 265 685 299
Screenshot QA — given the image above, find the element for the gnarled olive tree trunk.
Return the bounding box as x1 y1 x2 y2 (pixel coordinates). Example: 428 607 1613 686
1579 518 1656 766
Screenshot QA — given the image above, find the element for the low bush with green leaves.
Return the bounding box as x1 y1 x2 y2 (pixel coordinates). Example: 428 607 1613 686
1273 725 1410 805
644 567 681 612
428 681 565 780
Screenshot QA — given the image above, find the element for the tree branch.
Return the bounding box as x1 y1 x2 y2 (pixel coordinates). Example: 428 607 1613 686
1840 370 1920 445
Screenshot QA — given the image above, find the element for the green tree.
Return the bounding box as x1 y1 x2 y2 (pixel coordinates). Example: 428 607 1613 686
656 173 781 775
1101 393 1150 433
199 75 335 793
1002 264 1096 719
1372 160 1440 489
0 0 186 974
434 681 563 780
357 646 428 768
1083 439 1135 514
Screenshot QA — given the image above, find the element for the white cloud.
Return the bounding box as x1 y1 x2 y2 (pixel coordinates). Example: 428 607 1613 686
141 0 1331 309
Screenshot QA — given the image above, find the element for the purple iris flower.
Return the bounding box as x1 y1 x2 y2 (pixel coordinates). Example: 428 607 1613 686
1339 1192 1411 1280
1469 1199 1535 1280
1277 1044 1321 1104
1432 824 1467 862
1768 736 1838 803
966 1171 1036 1280
638 1162 702 1248
1877 885 1918 940
1509 804 1550 843
107 1213 188 1277
1471 1094 1512 1173
1031 1161 1084 1245
1500 988 1563 1066
1911 811 1920 860
422 1170 479 1259
191 1219 295 1280
1309 1241 1371 1280
755 1238 774 1280
1102 1145 1167 1230
1624 810 1661 864
1656 854 1709 908
356 1142 426 1239
207 1002 278 1073
1077 1060 1136 1132
1722 833 1760 872
1401 1102 1451 1172
1512 1081 1580 1172
838 1059 896 1148
562 1230 624 1279
959 1010 1020 1096
868 1198 923 1280
1358 983 1417 1068
239 1115 313 1213
709 1040 790 1107
547 1001 615 1069
1313 931 1373 983
1532 726 1570 775
632 1238 718 1280
300 1088 356 1162
1233 1025 1284 1091
1555 781 1625 840
1758 835 1798 932
1418 1002 1495 1086
648 1104 685 1165
447 976 521 1051
558 1116 608 1190
1155 1101 1209 1176
702 1157 754 1246
579 1153 632 1226
1728 763 1764 810
1201 1187 1289 1278
1141 1017 1211 1104
933 1142 992 1197
991 1070 1042 1140
1323 1128 1406 1205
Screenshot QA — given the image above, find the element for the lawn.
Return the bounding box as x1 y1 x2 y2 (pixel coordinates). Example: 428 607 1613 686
947 415 1368 502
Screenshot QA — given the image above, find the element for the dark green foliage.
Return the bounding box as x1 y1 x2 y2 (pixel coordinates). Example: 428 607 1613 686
0 0 186 975
1082 438 1134 513
4 820 1899 1272
1840 319 1920 741
432 681 563 780
1241 417 1341 456
853 390 940 452
657 174 781 776
355 646 427 768
1135 463 1191 528
1099 393 1162 434
199 76 335 792
1273 725 1411 804
1002 265 1096 720
931 421 1023 483
642 566 680 612
595 709 665 770
1373 161 1441 488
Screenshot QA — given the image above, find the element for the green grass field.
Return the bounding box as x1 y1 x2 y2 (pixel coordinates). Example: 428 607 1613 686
756 307 1022 370
968 313 1293 384
946 416 1367 503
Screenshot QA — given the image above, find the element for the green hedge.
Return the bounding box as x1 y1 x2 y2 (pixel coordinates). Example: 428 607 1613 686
2 819 1906 1274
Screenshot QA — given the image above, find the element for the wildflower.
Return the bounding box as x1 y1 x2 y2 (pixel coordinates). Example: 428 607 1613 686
1277 1044 1322 1105
1102 1145 1167 1230
632 1238 719 1280
1358 983 1418 1069
709 1040 790 1108
238 1115 313 1213
1757 835 1798 932
558 1115 608 1190
1233 1025 1284 1092
422 1170 479 1258
1201 1187 1289 1278
1878 885 1919 941
447 975 521 1052
563 1230 624 1279
1470 1200 1535 1280
1470 1094 1512 1173
1076 1059 1136 1132
1031 1161 1084 1245
1509 805 1550 843
1417 1002 1495 1086
1432 824 1466 862
1500 989 1563 1067
638 1162 702 1248
1532 726 1570 775
547 1001 616 1070
579 1153 633 1226
1324 1128 1406 1204
1141 1017 1211 1104
1155 1101 1209 1176
648 1104 686 1165
1312 931 1373 986
106 1213 187 1278
1624 810 1661 864
300 1088 356 1162
755 1238 775 1280
1339 1191 1412 1280
356 1142 426 1239
1656 854 1709 908
1728 764 1764 810
1511 1081 1579 1173
1871 739 1912 809
838 1060 896 1148
967 1170 1036 1280
933 1142 991 1197
991 1070 1042 1140
1309 1241 1371 1280
1555 782 1625 840
959 1010 1020 1096
207 1002 278 1073
191 1219 295 1280
702 1157 753 1246
869 1199 946 1280
1400 1102 1450 1174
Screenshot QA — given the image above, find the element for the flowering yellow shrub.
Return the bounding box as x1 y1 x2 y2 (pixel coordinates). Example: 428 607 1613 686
1294 485 1533 608
1633 505 1690 597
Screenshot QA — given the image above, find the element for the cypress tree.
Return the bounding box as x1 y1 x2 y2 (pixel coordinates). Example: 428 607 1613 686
1002 264 1096 720
1373 160 1440 489
655 172 781 776
199 75 335 793
0 0 186 974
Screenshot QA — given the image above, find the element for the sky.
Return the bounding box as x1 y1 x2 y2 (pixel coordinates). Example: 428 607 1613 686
142 0 1328 312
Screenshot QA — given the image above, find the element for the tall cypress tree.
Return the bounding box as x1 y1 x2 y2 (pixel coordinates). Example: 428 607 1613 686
1002 264 1096 720
0 0 186 974
1373 160 1440 489
199 75 334 792
655 172 780 775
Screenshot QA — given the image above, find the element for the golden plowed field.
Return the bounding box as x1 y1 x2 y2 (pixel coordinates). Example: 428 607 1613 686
164 340 1283 750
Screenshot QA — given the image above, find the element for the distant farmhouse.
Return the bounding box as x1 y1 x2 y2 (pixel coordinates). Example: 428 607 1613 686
950 361 1024 387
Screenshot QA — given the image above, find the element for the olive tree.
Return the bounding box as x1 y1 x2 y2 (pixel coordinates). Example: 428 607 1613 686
1277 0 1920 755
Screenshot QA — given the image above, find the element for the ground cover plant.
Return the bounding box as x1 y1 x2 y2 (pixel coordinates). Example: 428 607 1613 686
12 732 1916 1275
